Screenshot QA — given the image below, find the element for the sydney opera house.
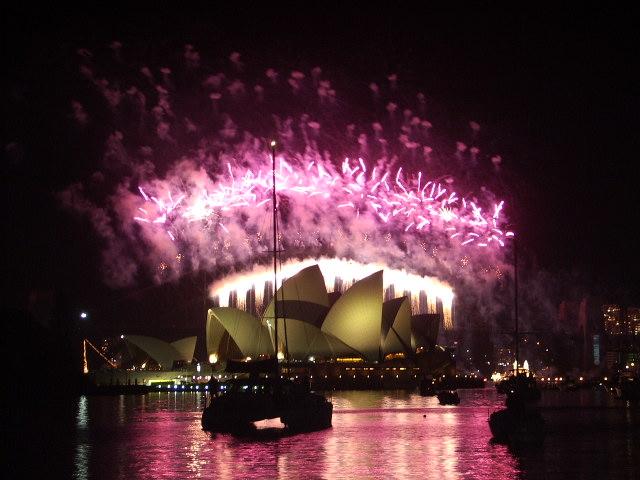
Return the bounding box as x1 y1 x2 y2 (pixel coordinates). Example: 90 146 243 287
206 260 454 365
86 261 458 388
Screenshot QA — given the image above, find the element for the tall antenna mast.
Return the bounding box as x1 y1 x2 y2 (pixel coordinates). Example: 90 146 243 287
270 140 279 367
514 235 519 372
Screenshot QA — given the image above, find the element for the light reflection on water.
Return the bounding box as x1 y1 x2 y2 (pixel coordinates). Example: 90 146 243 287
61 389 640 479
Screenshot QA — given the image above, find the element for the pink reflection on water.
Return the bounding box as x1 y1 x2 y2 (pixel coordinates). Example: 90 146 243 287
75 390 524 479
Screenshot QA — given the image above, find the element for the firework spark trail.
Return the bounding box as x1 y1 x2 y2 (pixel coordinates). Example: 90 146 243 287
133 157 512 249
62 44 514 295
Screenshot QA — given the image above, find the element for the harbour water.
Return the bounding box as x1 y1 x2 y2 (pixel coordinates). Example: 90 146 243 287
12 388 639 479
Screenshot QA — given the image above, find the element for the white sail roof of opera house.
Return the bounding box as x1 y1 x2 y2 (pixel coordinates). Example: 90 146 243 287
208 308 274 358
170 337 198 363
205 261 452 363
320 270 384 361
381 296 412 355
123 335 197 369
262 264 330 329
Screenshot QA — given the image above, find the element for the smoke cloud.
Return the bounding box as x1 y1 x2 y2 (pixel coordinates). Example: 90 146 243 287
60 41 550 337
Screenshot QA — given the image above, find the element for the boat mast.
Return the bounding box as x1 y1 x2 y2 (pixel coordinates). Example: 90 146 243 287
514 235 519 373
270 140 279 369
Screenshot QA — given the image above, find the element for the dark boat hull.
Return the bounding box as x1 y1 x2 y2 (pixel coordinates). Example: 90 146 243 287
280 398 333 432
202 389 333 434
489 408 545 445
437 390 460 405
202 393 280 433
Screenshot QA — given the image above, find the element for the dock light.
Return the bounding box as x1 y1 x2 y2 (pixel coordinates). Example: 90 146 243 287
80 312 88 319
604 377 608 381
579 377 584 381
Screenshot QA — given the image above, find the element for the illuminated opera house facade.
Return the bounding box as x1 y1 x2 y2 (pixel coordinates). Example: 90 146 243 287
206 259 455 365
86 260 458 387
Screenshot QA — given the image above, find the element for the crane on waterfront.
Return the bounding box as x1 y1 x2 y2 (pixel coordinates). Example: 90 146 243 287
82 338 117 373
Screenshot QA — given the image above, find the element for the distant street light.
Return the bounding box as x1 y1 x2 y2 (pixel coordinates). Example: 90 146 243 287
80 311 88 319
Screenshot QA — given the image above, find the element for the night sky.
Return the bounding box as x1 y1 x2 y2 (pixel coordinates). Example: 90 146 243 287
2 5 638 335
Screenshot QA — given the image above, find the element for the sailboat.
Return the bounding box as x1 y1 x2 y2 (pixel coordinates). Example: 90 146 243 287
488 235 545 445
201 140 333 434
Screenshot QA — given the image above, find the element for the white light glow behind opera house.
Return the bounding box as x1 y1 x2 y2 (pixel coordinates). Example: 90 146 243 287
206 258 454 363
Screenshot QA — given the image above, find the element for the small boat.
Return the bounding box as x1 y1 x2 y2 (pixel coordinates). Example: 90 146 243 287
489 393 545 446
437 389 460 405
201 369 333 434
490 373 545 445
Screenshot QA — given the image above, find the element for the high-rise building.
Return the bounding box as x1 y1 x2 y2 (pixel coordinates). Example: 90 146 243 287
602 304 640 371
627 307 640 337
603 304 624 336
